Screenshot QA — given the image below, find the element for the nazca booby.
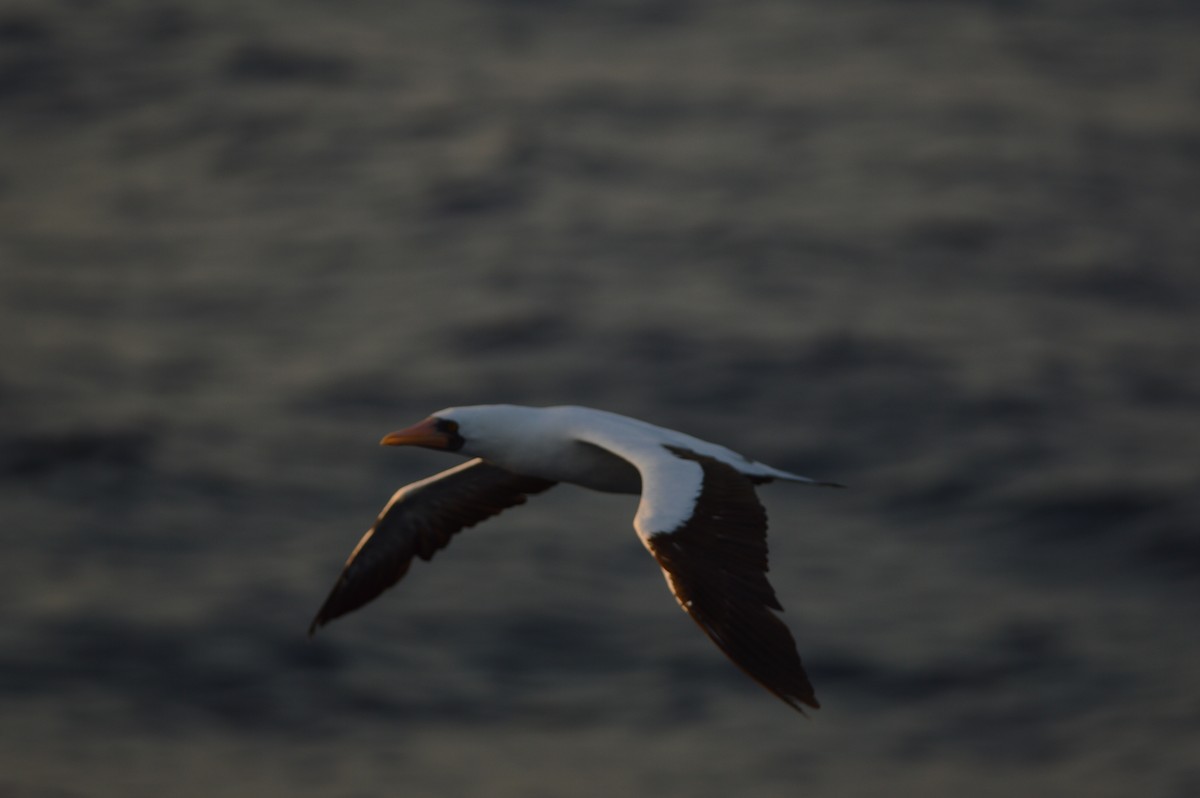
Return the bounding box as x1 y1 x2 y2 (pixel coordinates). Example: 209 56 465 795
309 404 841 712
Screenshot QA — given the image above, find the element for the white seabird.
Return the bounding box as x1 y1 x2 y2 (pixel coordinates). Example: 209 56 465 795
309 404 842 713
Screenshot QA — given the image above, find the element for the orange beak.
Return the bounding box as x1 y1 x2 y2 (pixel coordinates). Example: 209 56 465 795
379 417 455 449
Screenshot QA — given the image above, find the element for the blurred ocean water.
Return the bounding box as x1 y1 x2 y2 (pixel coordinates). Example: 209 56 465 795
1 1 1198 796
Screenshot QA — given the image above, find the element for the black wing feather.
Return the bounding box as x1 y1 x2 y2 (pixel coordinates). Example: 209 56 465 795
309 458 554 635
646 446 818 713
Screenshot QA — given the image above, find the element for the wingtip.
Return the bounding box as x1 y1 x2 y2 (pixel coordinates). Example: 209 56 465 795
787 694 820 717
816 481 846 489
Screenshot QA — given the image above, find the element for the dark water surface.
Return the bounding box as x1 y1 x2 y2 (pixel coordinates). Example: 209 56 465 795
2 1 1198 796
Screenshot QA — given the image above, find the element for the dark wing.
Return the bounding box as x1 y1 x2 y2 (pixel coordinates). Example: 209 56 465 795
309 458 555 635
644 446 819 713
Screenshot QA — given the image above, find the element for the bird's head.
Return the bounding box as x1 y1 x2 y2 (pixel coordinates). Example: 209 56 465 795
380 413 466 452
380 405 540 458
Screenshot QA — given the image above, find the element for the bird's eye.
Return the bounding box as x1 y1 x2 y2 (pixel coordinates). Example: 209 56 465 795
436 419 459 434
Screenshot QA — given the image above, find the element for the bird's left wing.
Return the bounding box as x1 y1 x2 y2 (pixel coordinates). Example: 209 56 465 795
573 428 818 713
309 458 555 635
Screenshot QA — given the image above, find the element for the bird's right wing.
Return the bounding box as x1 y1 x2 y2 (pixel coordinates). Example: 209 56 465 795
309 458 555 635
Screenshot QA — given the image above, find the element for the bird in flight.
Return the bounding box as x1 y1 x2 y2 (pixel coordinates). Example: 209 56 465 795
309 404 841 713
